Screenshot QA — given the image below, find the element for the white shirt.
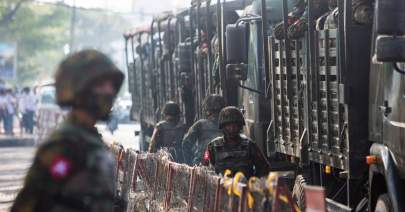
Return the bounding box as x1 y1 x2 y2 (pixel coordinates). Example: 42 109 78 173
5 94 16 114
0 95 7 111
19 92 37 113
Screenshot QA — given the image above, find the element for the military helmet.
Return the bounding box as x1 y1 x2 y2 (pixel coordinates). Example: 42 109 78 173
203 94 225 113
162 101 180 116
55 49 124 106
219 106 245 129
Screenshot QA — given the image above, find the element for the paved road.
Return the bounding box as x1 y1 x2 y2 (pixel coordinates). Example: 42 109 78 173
0 122 140 211
0 147 35 211
97 122 140 150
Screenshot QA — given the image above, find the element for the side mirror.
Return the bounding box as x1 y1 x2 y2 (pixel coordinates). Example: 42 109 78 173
376 0 405 35
226 63 248 81
226 23 248 64
375 35 405 62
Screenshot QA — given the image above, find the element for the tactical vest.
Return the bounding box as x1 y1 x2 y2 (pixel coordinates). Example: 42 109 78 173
156 121 186 162
156 121 185 148
47 121 115 211
192 118 222 164
212 136 254 178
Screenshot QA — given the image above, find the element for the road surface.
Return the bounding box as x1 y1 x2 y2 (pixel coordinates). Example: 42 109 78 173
0 122 139 211
97 122 140 150
0 147 35 211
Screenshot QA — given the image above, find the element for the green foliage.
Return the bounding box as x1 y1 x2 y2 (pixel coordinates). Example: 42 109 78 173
0 1 70 86
0 1 131 87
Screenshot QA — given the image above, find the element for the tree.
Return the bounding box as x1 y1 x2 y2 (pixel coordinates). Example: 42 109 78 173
0 0 131 87
0 1 70 86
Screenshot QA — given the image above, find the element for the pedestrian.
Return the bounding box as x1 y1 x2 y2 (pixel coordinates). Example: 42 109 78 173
0 89 6 134
19 87 37 134
4 88 16 135
148 101 186 163
203 106 271 178
11 49 125 212
182 94 225 165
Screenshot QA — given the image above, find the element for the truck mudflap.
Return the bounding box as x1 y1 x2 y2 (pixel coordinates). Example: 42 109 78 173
326 198 351 212
370 143 405 212
304 185 352 212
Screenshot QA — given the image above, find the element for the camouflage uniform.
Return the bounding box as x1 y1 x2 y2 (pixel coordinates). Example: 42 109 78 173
11 50 124 212
182 95 225 165
273 0 306 40
148 101 186 163
205 106 271 178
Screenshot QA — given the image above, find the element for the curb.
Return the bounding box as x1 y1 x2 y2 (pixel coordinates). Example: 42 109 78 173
0 138 35 148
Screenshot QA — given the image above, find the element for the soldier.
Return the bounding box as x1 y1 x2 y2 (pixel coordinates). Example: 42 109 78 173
148 101 186 163
182 95 225 165
203 106 271 178
11 49 124 212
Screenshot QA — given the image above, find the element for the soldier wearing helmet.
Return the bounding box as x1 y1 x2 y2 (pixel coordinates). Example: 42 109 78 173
203 106 270 178
148 101 186 162
182 94 225 165
12 50 125 212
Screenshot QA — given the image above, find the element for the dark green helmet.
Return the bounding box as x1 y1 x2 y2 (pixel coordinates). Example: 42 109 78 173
55 49 124 107
162 101 180 116
203 94 225 113
219 106 245 129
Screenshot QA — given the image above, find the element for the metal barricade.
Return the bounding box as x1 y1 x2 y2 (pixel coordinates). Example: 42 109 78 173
111 147 303 212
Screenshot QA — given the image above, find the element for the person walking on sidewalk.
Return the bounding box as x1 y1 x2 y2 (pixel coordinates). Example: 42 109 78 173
0 89 8 134
19 87 37 134
4 88 16 135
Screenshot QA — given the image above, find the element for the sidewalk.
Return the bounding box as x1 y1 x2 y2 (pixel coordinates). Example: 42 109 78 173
0 134 34 147
0 146 35 211
0 116 35 147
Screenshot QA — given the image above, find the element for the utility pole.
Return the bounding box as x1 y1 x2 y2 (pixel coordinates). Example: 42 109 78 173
69 0 77 53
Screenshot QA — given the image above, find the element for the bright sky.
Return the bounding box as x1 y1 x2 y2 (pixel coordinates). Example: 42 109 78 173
37 0 191 13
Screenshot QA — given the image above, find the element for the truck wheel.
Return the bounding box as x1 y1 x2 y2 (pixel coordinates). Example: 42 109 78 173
292 174 308 209
375 194 393 212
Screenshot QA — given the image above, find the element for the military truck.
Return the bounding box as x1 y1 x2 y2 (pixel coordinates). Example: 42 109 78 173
124 0 248 151
125 0 405 210
224 0 405 211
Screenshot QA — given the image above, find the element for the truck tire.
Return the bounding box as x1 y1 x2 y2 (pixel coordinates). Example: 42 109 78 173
292 174 308 209
375 194 393 212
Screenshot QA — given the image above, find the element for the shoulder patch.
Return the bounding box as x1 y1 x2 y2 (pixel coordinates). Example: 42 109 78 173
49 155 72 180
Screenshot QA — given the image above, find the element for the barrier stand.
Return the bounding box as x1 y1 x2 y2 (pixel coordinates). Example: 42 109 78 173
164 162 175 210
213 176 223 212
131 153 139 192
267 173 301 212
111 148 305 212
186 167 197 212
201 171 209 212
152 157 160 201
238 186 248 212
246 176 265 211
231 172 247 212
204 171 221 212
